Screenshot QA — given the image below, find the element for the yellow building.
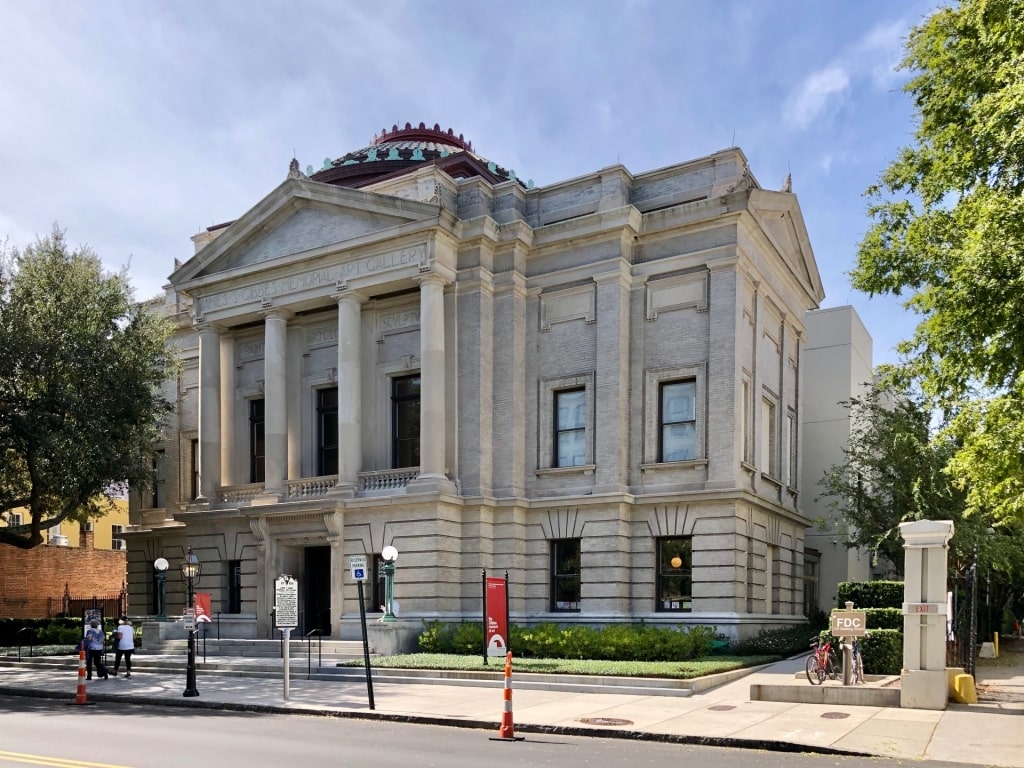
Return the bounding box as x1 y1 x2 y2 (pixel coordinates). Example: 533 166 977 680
1 499 129 550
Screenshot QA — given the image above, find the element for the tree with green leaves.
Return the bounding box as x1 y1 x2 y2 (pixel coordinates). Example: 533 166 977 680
0 228 172 548
817 384 967 575
852 0 1024 527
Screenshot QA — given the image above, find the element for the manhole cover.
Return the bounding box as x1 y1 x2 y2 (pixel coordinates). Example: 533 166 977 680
708 705 736 711
579 717 633 727
821 712 851 719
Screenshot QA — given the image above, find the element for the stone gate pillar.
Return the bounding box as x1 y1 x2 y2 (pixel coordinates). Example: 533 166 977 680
899 519 954 710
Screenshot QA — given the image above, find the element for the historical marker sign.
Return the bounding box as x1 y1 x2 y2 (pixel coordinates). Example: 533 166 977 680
274 574 299 628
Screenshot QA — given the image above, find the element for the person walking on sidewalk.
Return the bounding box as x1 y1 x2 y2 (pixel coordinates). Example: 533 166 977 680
113 617 135 678
85 620 109 680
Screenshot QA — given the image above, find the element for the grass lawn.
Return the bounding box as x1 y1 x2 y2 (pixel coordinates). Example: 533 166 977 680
338 653 778 679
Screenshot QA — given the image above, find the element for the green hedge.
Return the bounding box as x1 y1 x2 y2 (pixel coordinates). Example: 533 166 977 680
864 607 903 630
731 623 814 656
417 621 717 662
837 580 904 609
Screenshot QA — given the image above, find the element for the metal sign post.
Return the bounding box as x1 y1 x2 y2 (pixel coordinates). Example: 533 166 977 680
274 574 299 701
831 603 868 686
349 555 374 710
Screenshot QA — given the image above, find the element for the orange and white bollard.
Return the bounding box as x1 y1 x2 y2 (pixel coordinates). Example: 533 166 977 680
491 651 523 741
72 645 88 705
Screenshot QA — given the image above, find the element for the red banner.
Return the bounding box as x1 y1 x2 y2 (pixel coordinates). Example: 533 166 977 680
485 577 508 657
195 592 213 622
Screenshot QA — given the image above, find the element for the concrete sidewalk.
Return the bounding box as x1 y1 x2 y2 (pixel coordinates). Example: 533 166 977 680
1 654 1021 766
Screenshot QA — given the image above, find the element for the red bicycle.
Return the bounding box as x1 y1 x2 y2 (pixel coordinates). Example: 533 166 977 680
806 635 839 685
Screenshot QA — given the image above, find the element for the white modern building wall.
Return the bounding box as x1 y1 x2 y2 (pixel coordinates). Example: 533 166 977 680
801 305 874 614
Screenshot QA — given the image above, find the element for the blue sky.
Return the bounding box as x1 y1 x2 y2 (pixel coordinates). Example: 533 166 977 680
0 0 940 366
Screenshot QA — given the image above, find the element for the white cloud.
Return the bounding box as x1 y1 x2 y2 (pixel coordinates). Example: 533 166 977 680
785 66 852 129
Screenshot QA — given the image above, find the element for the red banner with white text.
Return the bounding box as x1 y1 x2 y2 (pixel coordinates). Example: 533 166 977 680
485 577 508 657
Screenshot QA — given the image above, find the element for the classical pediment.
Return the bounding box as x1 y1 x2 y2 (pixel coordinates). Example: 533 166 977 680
748 190 824 304
173 178 440 286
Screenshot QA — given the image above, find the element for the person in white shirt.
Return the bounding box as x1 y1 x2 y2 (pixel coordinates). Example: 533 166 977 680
113 617 135 678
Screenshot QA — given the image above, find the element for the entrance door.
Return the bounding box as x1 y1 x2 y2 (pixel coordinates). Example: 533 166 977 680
303 546 332 637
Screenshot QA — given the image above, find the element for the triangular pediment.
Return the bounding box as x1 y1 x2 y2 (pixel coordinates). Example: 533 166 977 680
173 178 440 286
749 189 825 305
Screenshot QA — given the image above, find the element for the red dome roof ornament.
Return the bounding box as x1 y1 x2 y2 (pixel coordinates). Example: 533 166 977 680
373 123 473 152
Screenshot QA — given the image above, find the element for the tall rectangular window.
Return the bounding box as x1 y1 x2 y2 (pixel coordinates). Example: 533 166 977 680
152 450 166 508
761 397 777 476
657 537 693 612
317 387 339 476
190 438 199 500
551 538 581 611
228 559 242 613
787 410 798 487
803 556 820 617
249 398 265 483
391 375 421 469
741 378 752 463
9 512 22 527
554 388 586 467
659 380 696 462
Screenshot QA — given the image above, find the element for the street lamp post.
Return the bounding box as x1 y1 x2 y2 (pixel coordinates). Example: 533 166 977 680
154 557 169 620
381 546 399 622
181 546 201 697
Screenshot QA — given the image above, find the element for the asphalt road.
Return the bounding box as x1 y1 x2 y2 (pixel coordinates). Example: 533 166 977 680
0 695 974 768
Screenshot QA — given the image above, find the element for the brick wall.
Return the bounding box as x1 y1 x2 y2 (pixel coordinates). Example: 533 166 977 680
0 533 127 619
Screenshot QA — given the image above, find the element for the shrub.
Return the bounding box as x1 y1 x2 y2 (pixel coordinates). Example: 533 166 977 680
419 621 719 662
864 607 902 631
837 581 903 609
732 623 812 656
819 628 902 676
417 620 456 653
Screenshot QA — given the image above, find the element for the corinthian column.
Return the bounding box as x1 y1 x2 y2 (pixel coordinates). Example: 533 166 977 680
333 292 365 496
262 309 292 495
197 324 222 502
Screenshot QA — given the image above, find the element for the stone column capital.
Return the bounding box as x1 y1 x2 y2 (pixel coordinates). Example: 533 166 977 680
416 272 450 289
335 290 368 306
260 307 294 322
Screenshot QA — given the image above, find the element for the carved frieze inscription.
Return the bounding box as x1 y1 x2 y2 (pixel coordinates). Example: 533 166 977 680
239 340 265 362
307 325 338 350
376 309 419 343
198 244 428 314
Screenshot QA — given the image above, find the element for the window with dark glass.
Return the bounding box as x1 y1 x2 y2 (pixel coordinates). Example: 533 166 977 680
317 387 339 476
249 398 265 483
391 375 420 469
657 537 692 612
152 450 166 508
228 560 242 614
554 388 586 467
659 380 696 462
551 538 581 611
190 438 199 500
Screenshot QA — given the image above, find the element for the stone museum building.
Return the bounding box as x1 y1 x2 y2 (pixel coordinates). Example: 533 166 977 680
126 122 825 642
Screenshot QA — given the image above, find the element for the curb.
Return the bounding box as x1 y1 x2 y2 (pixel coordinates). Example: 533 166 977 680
0 684 872 759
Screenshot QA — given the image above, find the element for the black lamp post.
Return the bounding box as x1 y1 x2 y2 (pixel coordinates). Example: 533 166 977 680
181 546 201 697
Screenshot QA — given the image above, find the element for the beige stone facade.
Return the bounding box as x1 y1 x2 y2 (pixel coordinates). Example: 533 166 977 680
126 126 824 641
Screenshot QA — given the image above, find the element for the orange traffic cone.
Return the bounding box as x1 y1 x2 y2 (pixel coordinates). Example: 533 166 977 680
72 645 89 705
491 651 524 741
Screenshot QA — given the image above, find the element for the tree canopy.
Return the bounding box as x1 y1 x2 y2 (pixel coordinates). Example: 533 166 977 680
817 384 967 575
852 0 1024 526
0 228 172 548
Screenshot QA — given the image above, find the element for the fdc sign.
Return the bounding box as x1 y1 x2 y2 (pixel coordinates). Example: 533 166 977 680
831 610 868 637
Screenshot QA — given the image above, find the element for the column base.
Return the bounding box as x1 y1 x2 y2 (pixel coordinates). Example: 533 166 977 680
406 474 457 495
251 491 284 506
900 669 949 710
327 483 357 499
